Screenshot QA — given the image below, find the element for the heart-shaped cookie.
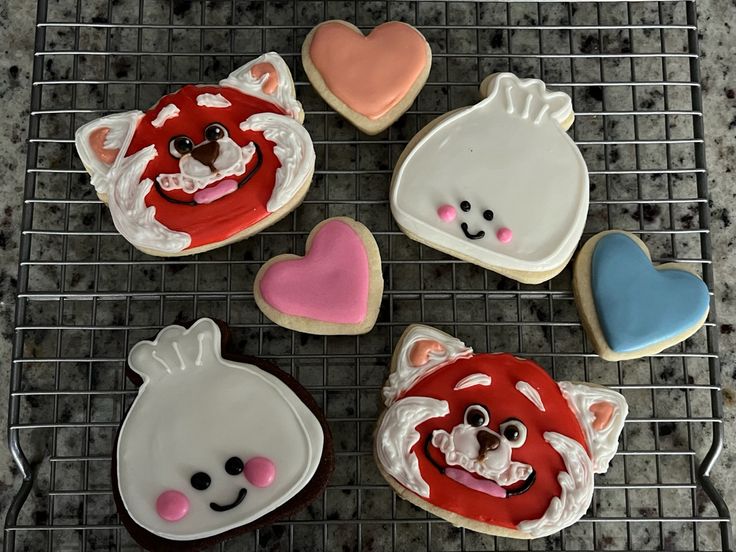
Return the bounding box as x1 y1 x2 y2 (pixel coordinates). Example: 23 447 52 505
254 217 383 335
302 20 431 135
573 231 710 361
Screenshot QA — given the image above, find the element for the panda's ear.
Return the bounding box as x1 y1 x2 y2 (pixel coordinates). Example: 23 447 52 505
558 381 628 473
220 52 303 121
382 325 473 406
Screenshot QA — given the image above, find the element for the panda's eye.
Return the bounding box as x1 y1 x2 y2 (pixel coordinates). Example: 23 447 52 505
483 209 494 221
464 404 489 427
204 123 228 142
225 456 244 475
190 471 211 490
169 136 194 158
499 419 528 448
460 200 471 212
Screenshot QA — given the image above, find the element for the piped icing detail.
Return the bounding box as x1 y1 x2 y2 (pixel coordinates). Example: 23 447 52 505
454 373 492 390
196 93 232 108
515 381 545 412
151 104 180 128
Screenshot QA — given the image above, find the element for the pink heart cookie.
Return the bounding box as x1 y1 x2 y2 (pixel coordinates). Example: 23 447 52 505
254 217 384 335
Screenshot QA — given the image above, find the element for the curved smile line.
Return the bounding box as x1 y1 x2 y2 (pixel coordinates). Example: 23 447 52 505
209 488 247 512
461 222 485 240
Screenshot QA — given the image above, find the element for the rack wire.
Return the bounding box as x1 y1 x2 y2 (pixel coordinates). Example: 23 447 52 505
5 0 732 550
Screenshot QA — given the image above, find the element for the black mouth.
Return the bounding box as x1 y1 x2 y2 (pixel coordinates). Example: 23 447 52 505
154 142 263 205
461 222 485 240
209 488 247 512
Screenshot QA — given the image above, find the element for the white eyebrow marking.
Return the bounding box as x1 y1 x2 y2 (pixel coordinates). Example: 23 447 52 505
516 381 545 411
196 93 231 108
454 373 492 390
151 104 180 128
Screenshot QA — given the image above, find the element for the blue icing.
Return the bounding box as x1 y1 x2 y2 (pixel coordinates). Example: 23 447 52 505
591 233 710 353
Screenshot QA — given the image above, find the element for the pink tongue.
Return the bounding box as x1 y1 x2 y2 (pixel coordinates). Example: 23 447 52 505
193 178 238 204
445 467 507 498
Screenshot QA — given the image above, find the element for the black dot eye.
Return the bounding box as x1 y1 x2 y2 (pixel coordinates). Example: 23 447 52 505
503 425 520 440
483 209 494 221
169 136 193 158
460 201 471 212
190 471 211 490
464 404 489 427
225 456 244 475
499 419 528 448
204 123 227 142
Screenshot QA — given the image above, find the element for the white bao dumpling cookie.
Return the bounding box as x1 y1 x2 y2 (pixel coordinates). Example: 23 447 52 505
391 73 589 284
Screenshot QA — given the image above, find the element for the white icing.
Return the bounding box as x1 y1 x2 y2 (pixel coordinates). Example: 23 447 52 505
240 113 315 212
151 103 180 128
515 380 545 412
558 381 628 473
390 72 589 274
382 325 473 406
196 93 232 108
517 432 594 538
454 373 491 390
375 397 449 498
221 52 303 120
117 319 324 541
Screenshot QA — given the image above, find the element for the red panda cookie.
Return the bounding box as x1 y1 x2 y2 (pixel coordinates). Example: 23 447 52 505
374 325 627 539
75 53 315 256
114 319 333 551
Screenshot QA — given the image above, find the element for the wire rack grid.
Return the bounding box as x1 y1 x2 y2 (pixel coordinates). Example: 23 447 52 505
5 0 732 551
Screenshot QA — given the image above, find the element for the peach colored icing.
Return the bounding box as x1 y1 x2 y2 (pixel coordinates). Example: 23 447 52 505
590 401 614 431
250 62 279 94
88 127 119 165
409 339 445 367
309 21 428 120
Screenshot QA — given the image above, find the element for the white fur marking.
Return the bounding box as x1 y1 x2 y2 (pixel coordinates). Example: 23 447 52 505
454 373 492 390
151 104 180 128
196 93 231 108
515 381 545 412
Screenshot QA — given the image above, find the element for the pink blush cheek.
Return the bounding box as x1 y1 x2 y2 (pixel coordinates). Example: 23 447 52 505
437 204 456 222
496 227 513 243
156 490 189 522
244 457 276 488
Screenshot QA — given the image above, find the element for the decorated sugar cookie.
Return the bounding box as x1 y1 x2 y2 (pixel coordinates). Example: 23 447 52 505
390 73 589 284
302 20 431 135
75 53 315 257
375 325 627 538
114 319 333 551
254 217 383 335
573 230 710 361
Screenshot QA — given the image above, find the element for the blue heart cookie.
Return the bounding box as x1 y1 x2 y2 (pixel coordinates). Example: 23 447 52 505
591 233 710 353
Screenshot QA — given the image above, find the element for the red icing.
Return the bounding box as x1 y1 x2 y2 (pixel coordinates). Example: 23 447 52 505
401 353 589 530
409 339 444 367
590 401 614 431
88 127 119 165
250 63 279 94
124 85 286 250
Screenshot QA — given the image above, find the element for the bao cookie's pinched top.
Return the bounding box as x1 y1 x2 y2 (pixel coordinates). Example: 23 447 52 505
75 53 315 257
375 325 627 538
114 319 333 551
390 73 589 284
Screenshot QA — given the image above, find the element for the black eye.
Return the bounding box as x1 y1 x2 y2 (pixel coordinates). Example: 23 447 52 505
204 123 227 142
503 425 519 440
169 136 193 158
483 209 494 221
190 471 211 490
460 200 471 212
499 419 528 448
225 456 244 475
464 405 489 427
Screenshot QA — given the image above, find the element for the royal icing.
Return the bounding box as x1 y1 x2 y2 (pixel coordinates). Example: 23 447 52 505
75 52 314 255
390 73 589 278
590 232 710 353
307 21 429 120
375 325 628 538
116 319 325 541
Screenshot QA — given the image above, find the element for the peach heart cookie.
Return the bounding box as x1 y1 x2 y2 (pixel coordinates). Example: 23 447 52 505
114 319 333 551
302 20 431 135
573 230 710 361
390 73 589 284
374 325 627 538
254 217 383 335
75 52 315 257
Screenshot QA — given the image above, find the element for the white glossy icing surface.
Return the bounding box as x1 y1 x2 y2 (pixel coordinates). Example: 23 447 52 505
391 72 589 273
117 319 324 541
515 380 545 412
151 104 180 127
196 93 232 108
453 373 492 390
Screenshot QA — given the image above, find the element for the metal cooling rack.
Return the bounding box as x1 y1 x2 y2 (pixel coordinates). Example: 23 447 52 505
6 0 733 550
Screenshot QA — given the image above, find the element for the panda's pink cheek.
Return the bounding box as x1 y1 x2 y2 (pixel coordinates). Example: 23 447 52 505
244 457 276 488
156 490 190 522
437 204 456 222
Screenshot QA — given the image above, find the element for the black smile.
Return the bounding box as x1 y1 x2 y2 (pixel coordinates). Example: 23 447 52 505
461 222 485 240
155 142 263 205
209 488 247 512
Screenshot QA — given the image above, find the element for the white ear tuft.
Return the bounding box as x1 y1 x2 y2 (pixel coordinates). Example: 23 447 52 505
220 52 303 121
558 381 628 473
382 325 473 406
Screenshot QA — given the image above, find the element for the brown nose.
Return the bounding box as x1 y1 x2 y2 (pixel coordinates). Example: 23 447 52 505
190 140 219 171
477 431 501 459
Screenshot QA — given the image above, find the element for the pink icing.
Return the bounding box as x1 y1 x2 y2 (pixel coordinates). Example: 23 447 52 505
496 227 513 243
155 490 189 521
193 178 239 204
259 219 370 324
445 467 506 498
250 62 279 94
409 339 444 367
590 401 615 431
88 127 119 165
244 457 276 488
437 204 456 222
309 21 428 120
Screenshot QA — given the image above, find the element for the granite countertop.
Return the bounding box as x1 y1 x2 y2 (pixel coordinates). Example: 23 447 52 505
0 0 734 550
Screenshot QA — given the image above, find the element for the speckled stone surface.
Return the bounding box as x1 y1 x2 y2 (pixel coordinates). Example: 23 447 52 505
0 1 734 551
